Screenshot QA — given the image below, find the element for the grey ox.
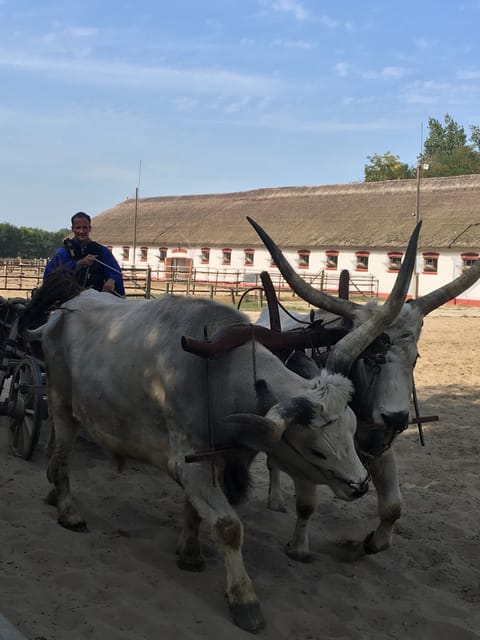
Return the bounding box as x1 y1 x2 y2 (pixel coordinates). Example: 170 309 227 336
20 236 416 633
249 215 480 560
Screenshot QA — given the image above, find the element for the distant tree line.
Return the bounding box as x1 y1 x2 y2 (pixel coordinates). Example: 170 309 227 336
0 223 69 259
364 114 480 181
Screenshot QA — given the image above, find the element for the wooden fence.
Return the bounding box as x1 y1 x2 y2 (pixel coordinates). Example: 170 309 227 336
0 260 379 304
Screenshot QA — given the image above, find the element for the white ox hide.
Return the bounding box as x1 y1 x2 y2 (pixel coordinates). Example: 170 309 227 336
30 290 370 633
256 302 421 558
249 215 480 560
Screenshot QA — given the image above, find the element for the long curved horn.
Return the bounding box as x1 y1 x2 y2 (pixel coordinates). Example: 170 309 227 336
326 221 422 375
411 256 480 316
247 216 360 321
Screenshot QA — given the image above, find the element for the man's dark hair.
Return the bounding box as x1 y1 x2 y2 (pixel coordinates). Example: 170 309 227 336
71 211 91 225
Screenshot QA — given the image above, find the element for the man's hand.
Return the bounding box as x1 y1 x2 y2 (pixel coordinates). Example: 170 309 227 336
77 254 97 269
102 278 116 293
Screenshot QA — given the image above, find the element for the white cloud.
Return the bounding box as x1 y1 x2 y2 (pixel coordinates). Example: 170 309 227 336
414 37 437 50
173 97 199 111
342 95 375 105
252 112 405 134
332 62 349 77
0 48 284 98
382 66 409 78
269 0 309 22
318 15 339 29
458 69 480 79
404 92 437 105
362 66 410 79
401 78 480 106
272 39 316 49
70 27 98 38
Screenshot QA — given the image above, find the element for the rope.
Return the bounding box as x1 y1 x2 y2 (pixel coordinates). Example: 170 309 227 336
203 326 217 486
93 257 154 298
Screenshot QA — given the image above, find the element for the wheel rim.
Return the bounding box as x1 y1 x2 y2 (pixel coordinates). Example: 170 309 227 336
7 356 44 460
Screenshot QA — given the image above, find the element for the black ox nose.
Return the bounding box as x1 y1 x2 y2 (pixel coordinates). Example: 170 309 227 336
349 479 369 498
381 411 409 431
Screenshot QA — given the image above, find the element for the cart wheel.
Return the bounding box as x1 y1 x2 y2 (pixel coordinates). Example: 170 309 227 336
7 355 44 460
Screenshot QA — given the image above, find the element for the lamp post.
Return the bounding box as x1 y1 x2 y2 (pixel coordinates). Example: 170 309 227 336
133 186 138 268
415 161 429 225
132 161 142 268
413 161 429 297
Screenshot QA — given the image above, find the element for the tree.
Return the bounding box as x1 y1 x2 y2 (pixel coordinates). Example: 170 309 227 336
423 114 467 157
470 125 480 152
0 223 20 257
425 145 480 178
422 114 480 177
364 114 480 182
364 152 415 182
0 223 69 258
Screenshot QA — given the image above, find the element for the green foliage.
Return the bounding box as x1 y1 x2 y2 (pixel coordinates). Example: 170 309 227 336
0 223 69 259
470 125 480 152
422 114 480 177
364 152 415 182
425 145 480 178
424 114 467 157
365 114 480 181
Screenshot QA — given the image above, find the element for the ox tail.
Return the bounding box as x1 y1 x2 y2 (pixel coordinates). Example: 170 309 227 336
223 455 255 506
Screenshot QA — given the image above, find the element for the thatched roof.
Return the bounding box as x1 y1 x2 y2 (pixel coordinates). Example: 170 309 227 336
92 174 480 251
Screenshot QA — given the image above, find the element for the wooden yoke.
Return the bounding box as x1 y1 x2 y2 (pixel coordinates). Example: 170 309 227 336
181 322 347 359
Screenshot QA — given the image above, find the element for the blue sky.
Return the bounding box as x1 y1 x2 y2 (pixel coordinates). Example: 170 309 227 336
2 1 480 231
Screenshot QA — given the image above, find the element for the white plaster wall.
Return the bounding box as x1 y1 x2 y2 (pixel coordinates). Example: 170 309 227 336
110 244 480 304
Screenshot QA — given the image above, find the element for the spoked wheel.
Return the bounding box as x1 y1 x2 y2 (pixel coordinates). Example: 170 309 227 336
7 355 45 459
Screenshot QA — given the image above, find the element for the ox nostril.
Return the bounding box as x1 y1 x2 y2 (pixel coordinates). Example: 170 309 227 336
349 479 369 497
381 411 409 430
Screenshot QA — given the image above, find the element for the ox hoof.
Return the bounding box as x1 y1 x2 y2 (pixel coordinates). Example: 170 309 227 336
363 532 389 555
45 489 57 507
285 543 313 563
176 555 205 572
229 601 265 633
58 518 89 533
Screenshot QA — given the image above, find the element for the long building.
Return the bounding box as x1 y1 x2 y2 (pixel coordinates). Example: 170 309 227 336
92 173 480 305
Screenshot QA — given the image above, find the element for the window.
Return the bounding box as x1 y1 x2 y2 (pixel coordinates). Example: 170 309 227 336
387 252 403 271
461 252 479 271
222 248 232 265
165 257 193 281
140 247 148 262
423 252 439 273
298 250 310 269
326 250 338 270
158 247 167 262
201 247 210 264
244 249 254 266
355 251 369 271
122 246 130 261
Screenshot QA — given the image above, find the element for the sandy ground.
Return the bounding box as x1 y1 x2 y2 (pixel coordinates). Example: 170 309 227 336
0 307 479 639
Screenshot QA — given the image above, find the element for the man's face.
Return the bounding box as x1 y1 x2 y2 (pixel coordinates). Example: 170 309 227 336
72 218 91 245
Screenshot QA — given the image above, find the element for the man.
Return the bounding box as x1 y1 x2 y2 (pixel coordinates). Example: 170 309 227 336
44 211 125 296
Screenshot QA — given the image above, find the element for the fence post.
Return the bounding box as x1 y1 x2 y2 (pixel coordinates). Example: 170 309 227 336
145 266 152 299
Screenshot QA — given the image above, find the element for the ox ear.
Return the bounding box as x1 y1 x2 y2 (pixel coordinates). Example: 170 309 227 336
223 414 285 451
